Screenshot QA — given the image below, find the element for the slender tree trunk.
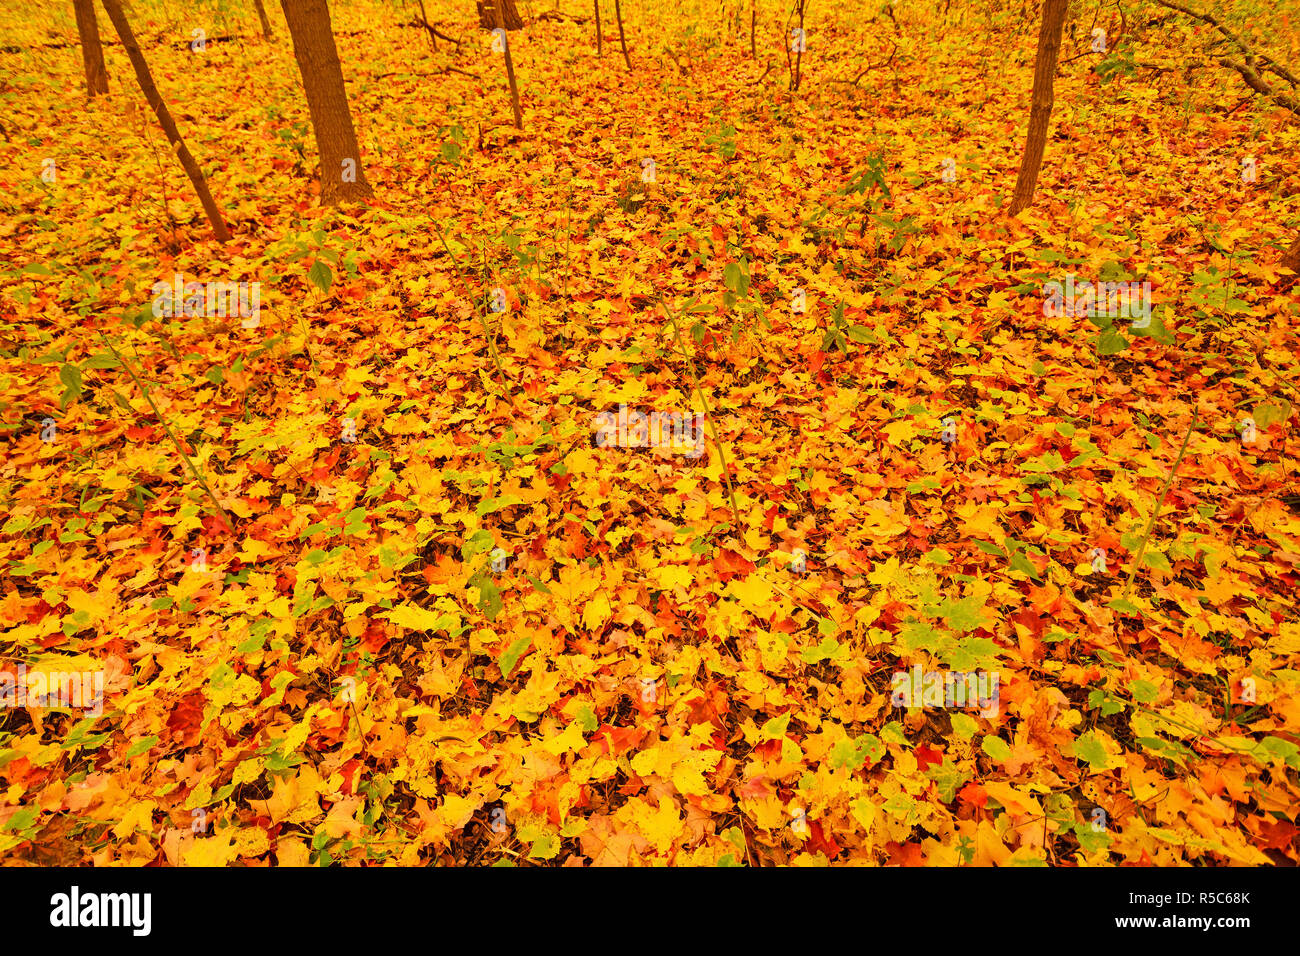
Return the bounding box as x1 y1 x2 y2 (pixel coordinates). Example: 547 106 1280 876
280 0 374 204
1281 235 1300 275
793 0 805 91
73 0 109 96
490 0 523 129
614 0 631 70
595 0 602 56
476 0 522 29
1009 0 1068 215
252 0 274 38
99 0 231 242
750 0 756 59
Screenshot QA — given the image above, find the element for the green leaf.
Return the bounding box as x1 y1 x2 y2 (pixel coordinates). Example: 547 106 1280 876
1107 596 1142 615
1142 550 1172 572
982 735 1011 762
1254 401 1290 430
1097 327 1129 355
1128 680 1159 704
460 529 496 560
0 805 38 833
942 636 1000 671
83 352 120 370
528 832 559 860
475 494 524 517
307 260 333 293
1073 731 1109 770
760 713 791 740
524 573 552 595
58 363 82 408
498 635 532 678
1007 549 1040 580
830 733 884 770
474 577 504 621
950 713 979 739
125 736 159 758
574 703 598 733
723 262 743 292
936 594 986 633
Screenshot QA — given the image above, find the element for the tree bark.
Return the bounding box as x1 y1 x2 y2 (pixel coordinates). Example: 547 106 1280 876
73 0 109 96
489 0 523 129
99 0 231 242
595 0 602 56
614 0 631 70
279 0 374 205
1281 235 1300 275
1009 0 1068 215
252 0 274 38
477 0 522 30
789 0 805 91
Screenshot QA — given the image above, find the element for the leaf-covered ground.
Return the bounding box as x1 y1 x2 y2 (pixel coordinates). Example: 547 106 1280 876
1 0 1299 865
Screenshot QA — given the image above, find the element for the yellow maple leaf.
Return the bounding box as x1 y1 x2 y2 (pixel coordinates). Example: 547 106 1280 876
582 593 612 631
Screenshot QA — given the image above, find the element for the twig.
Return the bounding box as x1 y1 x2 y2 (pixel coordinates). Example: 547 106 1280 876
98 333 234 534
1153 0 1300 113
1122 407 1198 600
831 43 897 85
746 60 773 85
658 296 741 529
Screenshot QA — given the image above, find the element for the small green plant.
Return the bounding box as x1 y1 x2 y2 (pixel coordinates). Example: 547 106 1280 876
704 121 737 160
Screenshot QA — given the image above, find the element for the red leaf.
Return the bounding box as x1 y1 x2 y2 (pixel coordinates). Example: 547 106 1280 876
915 743 944 770
884 841 925 866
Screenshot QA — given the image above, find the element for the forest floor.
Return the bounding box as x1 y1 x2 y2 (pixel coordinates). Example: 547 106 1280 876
1 1 1298 866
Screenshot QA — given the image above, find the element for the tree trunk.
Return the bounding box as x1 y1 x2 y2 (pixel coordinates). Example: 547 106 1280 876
252 0 274 38
614 0 631 70
73 0 109 96
98 0 231 242
1009 0 1068 215
476 0 522 30
595 0 602 56
1281 235 1300 275
279 0 374 205
790 0 805 91
489 0 523 129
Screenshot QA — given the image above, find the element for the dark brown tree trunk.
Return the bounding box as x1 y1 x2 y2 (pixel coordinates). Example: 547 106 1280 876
595 0 602 56
1009 0 1068 215
1281 235 1300 275
477 0 522 30
488 0 523 129
279 0 374 205
790 0 805 91
252 0 273 38
614 0 631 70
99 0 231 242
73 0 109 96
750 0 756 59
